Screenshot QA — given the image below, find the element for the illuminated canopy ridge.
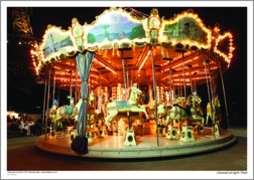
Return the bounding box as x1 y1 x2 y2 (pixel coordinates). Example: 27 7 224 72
30 7 235 91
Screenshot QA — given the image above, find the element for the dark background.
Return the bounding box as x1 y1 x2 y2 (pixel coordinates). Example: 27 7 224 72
6 7 247 126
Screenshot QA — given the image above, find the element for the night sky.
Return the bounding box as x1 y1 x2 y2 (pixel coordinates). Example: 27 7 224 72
6 6 247 126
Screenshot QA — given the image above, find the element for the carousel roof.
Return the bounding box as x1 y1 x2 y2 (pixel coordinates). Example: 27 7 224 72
30 7 234 91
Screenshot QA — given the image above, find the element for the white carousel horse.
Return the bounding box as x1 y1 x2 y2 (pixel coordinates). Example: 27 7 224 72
105 85 149 131
206 95 222 125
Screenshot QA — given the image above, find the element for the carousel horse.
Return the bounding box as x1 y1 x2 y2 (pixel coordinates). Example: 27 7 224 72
206 95 222 125
89 93 96 107
162 96 185 127
50 97 97 124
163 92 205 129
49 98 81 124
49 99 59 120
86 97 97 128
48 98 80 135
108 89 149 135
105 85 149 132
195 101 204 117
59 98 80 122
110 112 146 135
148 100 168 123
157 101 168 120
104 88 145 133
75 93 108 137
188 92 205 128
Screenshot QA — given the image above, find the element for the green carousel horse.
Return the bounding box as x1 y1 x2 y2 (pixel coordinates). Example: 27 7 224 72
105 85 149 132
161 96 185 128
163 92 205 129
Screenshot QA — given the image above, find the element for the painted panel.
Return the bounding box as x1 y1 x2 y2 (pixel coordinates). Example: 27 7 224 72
162 17 208 44
42 29 74 58
87 13 145 44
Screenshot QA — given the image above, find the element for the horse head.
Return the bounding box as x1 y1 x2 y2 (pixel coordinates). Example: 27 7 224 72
192 92 202 105
131 85 142 95
213 95 221 107
172 96 185 105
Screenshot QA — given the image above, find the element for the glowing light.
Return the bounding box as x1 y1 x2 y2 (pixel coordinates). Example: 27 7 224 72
94 58 116 74
162 51 192 67
138 51 151 72
7 111 19 119
163 56 199 72
214 32 235 66
171 56 199 69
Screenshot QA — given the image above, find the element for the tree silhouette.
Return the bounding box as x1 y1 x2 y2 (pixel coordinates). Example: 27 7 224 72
87 33 96 43
129 25 145 40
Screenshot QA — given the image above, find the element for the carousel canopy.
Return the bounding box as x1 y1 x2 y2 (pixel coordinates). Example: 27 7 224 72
30 7 234 91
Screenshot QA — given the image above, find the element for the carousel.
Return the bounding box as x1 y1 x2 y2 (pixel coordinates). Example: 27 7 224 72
33 7 236 158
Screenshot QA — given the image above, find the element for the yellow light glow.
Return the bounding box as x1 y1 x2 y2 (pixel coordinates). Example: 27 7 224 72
138 51 151 72
94 58 116 74
214 32 235 66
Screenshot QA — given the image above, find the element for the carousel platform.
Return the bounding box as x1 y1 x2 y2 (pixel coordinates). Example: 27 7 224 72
35 128 236 159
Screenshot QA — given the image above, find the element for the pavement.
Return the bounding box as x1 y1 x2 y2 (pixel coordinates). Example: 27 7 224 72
5 126 248 172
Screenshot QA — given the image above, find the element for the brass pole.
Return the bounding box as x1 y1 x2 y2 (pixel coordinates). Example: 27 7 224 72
150 45 159 147
57 87 60 107
207 62 214 102
182 52 187 101
126 59 129 89
42 78 47 135
45 68 51 140
131 69 133 87
75 65 78 104
52 69 56 101
69 70 72 99
204 56 216 140
121 51 127 92
99 71 101 113
220 65 230 131
187 65 193 93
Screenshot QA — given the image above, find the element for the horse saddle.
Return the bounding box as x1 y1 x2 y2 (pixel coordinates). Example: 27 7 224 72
176 104 192 116
116 100 130 109
60 106 76 117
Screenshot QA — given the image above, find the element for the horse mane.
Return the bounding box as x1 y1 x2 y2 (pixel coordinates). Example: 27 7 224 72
186 95 193 107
